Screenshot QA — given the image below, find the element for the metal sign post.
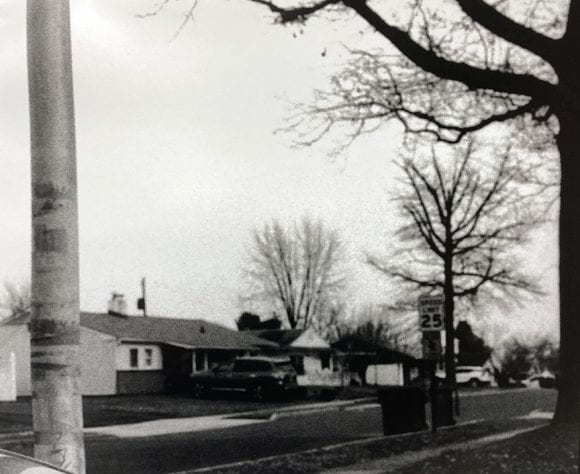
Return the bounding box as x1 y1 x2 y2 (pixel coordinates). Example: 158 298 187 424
418 294 444 433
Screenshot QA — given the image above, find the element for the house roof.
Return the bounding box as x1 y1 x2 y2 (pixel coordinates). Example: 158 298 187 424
249 329 304 347
1 311 277 350
247 328 331 351
79 313 277 350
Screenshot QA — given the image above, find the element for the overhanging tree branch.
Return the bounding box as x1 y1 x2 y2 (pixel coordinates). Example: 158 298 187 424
343 0 557 102
401 99 543 143
248 0 340 23
456 0 560 65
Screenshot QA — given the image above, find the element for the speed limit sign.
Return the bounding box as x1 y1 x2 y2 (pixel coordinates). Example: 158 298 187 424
418 294 444 331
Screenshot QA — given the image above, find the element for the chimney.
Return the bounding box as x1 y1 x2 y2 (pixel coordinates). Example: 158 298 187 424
107 292 128 316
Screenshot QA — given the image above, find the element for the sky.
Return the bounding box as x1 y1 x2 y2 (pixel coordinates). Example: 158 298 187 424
0 0 559 344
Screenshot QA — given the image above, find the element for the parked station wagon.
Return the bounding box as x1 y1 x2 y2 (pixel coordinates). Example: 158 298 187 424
189 356 298 400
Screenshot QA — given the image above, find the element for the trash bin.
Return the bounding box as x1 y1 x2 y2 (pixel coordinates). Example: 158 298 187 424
433 385 456 427
377 386 428 435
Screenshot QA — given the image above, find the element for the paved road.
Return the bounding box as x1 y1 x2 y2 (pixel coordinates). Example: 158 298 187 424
84 388 556 473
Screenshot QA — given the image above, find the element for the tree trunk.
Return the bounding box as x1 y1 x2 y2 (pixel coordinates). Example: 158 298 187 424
553 109 580 424
27 1 85 472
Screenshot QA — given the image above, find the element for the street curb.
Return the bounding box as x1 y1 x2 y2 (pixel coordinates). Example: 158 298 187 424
256 387 530 420
224 397 378 421
459 387 529 398
228 388 530 421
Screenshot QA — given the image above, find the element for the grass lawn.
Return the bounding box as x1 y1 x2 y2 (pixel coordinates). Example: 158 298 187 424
394 421 579 473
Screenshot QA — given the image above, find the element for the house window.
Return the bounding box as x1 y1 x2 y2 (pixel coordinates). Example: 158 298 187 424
144 348 153 367
130 348 139 368
332 356 339 372
195 351 206 372
321 353 331 370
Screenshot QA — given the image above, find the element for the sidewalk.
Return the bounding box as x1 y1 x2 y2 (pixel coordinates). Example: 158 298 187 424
0 397 375 443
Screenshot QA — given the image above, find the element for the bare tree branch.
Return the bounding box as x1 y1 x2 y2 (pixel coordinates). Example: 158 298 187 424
455 0 560 63
248 0 340 23
369 140 546 303
344 0 557 102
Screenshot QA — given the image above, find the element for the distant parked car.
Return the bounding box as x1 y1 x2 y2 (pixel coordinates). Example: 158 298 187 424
0 448 73 473
456 366 492 387
522 371 557 389
190 356 298 400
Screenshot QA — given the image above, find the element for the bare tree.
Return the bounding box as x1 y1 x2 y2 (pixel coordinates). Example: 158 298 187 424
310 302 347 342
242 0 579 424
341 304 412 349
368 142 544 385
243 217 346 329
311 302 412 347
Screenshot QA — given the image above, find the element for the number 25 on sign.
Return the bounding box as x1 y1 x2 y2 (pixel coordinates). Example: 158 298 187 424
418 295 444 331
420 311 443 331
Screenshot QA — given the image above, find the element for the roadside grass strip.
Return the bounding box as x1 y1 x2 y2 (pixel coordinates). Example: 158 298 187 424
321 425 545 473
173 418 544 474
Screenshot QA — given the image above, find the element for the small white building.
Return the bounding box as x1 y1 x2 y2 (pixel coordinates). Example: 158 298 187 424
249 327 346 387
331 335 419 387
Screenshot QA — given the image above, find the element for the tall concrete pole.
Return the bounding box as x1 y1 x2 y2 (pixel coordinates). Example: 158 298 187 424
27 1 85 473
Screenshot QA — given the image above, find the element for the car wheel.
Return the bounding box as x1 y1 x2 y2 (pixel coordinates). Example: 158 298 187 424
192 383 205 398
252 384 265 401
469 379 480 388
320 389 338 401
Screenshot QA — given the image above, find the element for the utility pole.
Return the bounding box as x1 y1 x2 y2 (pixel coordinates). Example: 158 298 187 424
27 1 85 473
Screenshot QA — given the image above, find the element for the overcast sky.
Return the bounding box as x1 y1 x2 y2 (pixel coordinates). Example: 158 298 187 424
0 0 558 343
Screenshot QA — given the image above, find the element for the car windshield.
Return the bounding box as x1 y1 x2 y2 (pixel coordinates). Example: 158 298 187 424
233 360 272 372
213 364 231 372
274 361 294 372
